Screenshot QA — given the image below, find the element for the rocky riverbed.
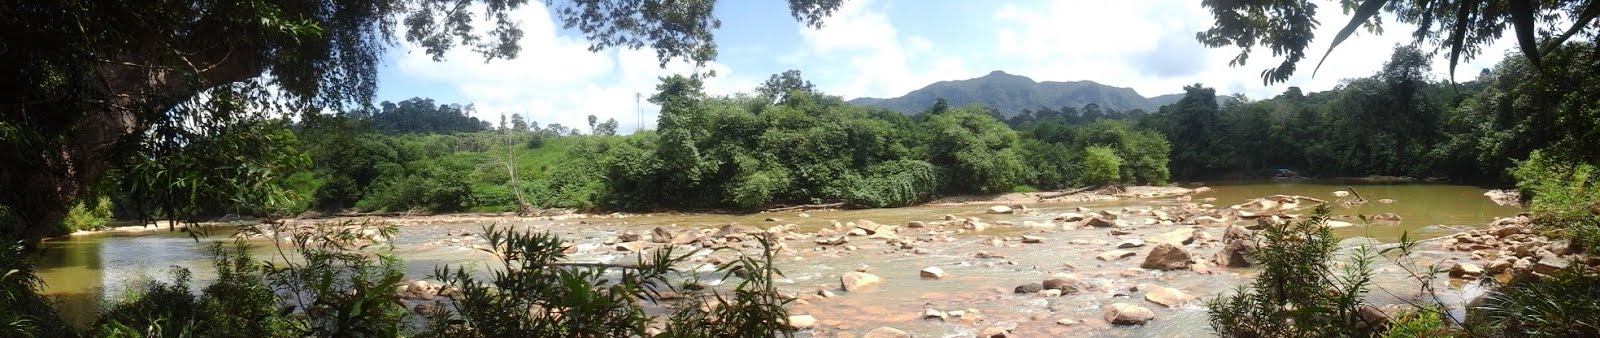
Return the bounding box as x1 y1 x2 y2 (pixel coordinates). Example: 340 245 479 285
361 189 1579 337
41 183 1557 336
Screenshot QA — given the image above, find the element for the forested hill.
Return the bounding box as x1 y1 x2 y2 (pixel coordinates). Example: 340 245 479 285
848 70 1182 117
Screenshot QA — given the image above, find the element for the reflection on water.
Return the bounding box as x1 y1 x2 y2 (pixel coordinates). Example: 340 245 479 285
35 181 1520 335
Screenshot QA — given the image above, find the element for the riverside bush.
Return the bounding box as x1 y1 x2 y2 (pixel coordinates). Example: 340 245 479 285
1208 206 1379 337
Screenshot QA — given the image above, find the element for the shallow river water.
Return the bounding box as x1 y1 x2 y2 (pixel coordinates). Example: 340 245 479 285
36 181 1520 336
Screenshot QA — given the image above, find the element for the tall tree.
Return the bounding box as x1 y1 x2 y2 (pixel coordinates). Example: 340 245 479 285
0 0 842 237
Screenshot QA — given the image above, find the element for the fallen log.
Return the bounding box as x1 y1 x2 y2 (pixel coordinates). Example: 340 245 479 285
1041 185 1101 199
766 202 846 212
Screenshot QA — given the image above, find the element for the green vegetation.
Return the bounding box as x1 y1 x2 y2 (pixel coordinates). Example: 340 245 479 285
4 221 796 337
61 196 113 233
1207 207 1379 336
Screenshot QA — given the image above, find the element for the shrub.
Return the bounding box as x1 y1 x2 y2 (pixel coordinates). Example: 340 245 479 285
1082 146 1123 186
421 225 794 337
2 240 74 338
842 160 941 208
61 195 113 232
1512 150 1600 254
1208 206 1378 337
1468 269 1600 337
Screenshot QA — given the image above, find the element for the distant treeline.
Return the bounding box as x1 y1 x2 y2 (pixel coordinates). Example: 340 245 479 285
95 44 1600 221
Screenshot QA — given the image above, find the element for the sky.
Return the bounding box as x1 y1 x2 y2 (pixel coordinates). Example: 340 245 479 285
375 0 1515 133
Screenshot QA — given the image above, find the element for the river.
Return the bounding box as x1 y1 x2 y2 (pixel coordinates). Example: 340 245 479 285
35 181 1520 336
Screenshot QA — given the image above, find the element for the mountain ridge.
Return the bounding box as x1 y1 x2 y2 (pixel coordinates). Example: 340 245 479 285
848 70 1183 117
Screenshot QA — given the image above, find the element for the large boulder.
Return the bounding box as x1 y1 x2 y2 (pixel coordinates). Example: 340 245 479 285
920 267 947 279
1224 225 1254 241
840 271 882 291
1103 303 1155 325
1085 217 1117 228
1143 286 1194 308
987 205 1014 214
1140 243 1193 270
786 315 817 330
1214 239 1255 267
1535 257 1571 275
651 227 676 243
1146 228 1196 245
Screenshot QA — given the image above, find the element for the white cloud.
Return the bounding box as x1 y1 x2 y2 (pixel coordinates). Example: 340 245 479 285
389 2 752 133
991 0 1515 99
793 0 974 99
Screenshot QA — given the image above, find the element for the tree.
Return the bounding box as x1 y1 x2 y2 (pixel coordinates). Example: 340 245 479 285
595 118 620 136
1197 0 1600 84
1083 146 1124 186
757 70 817 105
925 105 1027 194
587 114 599 133
0 0 843 238
512 114 529 132
1162 84 1225 179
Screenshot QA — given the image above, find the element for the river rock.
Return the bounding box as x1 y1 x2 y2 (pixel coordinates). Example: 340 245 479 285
1021 235 1046 243
1056 212 1087 222
1333 190 1351 197
1103 303 1155 325
980 326 1011 338
907 221 928 228
1140 243 1193 270
841 271 882 291
1098 250 1137 261
1116 239 1146 248
1370 213 1402 223
923 308 948 320
1189 215 1228 225
786 315 816 330
988 205 1014 214
1224 225 1254 241
1143 286 1194 308
413 302 445 317
1325 220 1357 228
1214 239 1255 267
815 236 848 246
1450 262 1484 278
848 228 869 236
920 267 946 279
1085 217 1116 228
1014 282 1045 294
1042 273 1085 293
618 230 642 243
651 227 675 243
1146 228 1195 245
857 219 889 234
863 327 912 338
1535 257 1571 275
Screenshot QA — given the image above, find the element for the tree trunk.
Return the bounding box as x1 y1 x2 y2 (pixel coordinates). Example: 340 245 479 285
1 38 264 238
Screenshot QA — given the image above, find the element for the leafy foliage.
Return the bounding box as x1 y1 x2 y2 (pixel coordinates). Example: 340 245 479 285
420 225 794 337
1208 206 1379 337
1469 269 1600 337
1082 146 1124 186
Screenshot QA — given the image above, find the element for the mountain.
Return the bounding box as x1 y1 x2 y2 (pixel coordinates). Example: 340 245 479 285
848 71 1181 117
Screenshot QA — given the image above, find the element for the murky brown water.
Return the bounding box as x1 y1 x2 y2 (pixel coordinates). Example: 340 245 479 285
36 182 1519 336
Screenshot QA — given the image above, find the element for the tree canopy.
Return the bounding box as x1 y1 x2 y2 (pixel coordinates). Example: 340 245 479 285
1199 0 1600 84
0 0 843 238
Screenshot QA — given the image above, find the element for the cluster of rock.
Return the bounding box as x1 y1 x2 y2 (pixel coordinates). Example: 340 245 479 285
1440 214 1592 278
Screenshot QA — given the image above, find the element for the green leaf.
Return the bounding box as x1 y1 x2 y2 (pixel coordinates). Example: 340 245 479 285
1447 0 1480 82
1508 0 1541 68
1540 0 1600 55
1313 0 1391 77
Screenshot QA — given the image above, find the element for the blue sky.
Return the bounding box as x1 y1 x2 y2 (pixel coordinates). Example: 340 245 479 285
375 0 1513 132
